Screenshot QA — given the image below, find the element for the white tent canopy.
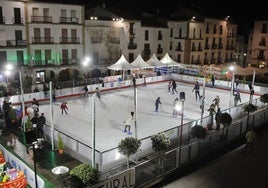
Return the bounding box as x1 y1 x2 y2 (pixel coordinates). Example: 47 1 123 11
130 54 154 69
107 54 134 70
146 53 165 67
160 53 180 66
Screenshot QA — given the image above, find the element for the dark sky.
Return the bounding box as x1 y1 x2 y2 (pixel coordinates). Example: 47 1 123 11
42 0 268 37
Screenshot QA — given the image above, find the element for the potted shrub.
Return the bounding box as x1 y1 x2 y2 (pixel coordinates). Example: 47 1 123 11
69 163 99 187
190 125 206 139
243 103 257 112
151 132 170 173
57 134 64 154
260 93 268 107
118 137 141 169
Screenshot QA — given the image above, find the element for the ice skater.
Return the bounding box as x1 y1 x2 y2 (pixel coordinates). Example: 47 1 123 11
60 101 68 115
171 80 178 95
212 95 220 111
82 84 89 97
155 97 162 112
168 81 172 92
192 81 201 101
124 111 135 134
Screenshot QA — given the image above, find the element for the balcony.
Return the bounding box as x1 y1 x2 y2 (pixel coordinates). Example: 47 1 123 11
257 55 265 60
32 37 54 44
0 17 5 24
59 17 79 24
218 44 223 49
128 43 137 49
211 44 217 49
204 44 210 50
143 48 151 55
13 17 23 24
158 35 162 40
108 37 120 44
31 16 52 23
90 37 101 43
0 40 26 48
157 48 163 54
175 47 182 51
61 58 80 65
60 37 80 44
259 41 266 46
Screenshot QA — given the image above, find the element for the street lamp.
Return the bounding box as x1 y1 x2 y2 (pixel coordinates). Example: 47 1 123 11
5 64 26 131
178 92 185 165
83 57 91 84
92 93 96 169
228 66 235 112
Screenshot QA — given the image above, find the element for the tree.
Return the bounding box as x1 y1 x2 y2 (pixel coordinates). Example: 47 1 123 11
190 125 206 139
69 163 99 186
118 137 141 169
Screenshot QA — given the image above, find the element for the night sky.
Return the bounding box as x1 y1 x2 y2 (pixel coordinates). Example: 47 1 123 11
39 0 268 38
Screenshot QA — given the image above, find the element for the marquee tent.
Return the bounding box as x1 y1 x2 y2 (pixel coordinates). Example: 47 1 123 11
107 54 134 80
107 54 134 70
130 54 154 69
146 53 165 67
160 53 180 66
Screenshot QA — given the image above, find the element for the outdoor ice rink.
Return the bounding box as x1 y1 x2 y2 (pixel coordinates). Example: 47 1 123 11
38 81 252 152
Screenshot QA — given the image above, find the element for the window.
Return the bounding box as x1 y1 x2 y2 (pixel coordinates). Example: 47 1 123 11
261 23 267 33
193 28 196 38
145 30 149 41
170 28 173 37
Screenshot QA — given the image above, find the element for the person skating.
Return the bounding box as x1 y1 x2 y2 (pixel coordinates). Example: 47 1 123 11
192 81 201 101
215 108 221 130
199 95 207 113
155 97 162 112
207 103 216 129
171 80 178 95
60 102 68 115
82 85 89 97
211 74 215 88
36 113 46 138
124 111 134 134
234 91 242 106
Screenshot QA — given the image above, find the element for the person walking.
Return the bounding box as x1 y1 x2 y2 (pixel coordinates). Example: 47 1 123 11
192 81 201 101
171 80 178 95
245 129 257 153
172 98 180 117
155 97 162 112
124 111 134 134
215 108 221 130
212 95 220 111
199 95 207 114
36 113 46 138
60 102 68 115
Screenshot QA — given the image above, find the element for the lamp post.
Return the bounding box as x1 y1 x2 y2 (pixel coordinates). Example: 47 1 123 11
5 64 26 131
228 66 235 112
178 92 185 165
92 93 96 169
200 77 206 127
134 85 137 139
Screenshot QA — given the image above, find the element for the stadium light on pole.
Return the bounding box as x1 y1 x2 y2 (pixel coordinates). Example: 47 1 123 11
178 92 185 165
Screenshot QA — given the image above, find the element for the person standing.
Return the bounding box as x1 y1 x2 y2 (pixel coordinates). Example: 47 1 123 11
215 108 221 130
171 80 178 95
132 76 136 87
199 95 207 113
192 81 201 101
95 87 101 99
211 74 215 88
168 81 172 92
245 129 257 153
143 75 147 87
155 97 162 112
124 111 134 134
172 98 179 117
60 102 68 115
212 95 220 111
36 113 46 138
234 91 242 106
207 103 216 129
